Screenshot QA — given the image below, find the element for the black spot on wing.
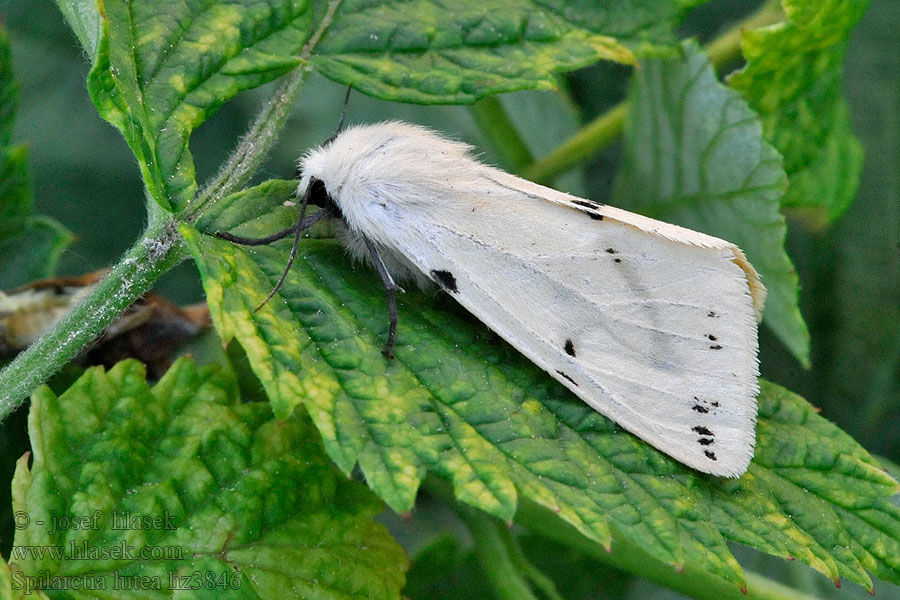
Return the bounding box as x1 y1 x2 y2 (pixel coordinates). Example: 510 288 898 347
692 397 718 414
573 199 604 209
555 370 578 387
430 269 458 293
706 334 718 341
698 438 714 446
704 450 718 461
572 200 604 220
692 426 714 437
709 344 723 350
605 248 617 254
564 339 576 357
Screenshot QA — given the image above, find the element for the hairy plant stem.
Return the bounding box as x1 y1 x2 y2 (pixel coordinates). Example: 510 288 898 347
184 68 307 221
0 61 308 418
184 0 343 221
424 476 820 600
0 220 187 420
0 66 303 418
521 0 785 184
0 0 348 417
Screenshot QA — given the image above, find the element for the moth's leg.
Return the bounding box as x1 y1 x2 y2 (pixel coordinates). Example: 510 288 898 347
362 237 404 359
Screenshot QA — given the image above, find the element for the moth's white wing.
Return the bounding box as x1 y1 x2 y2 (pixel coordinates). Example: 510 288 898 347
373 170 761 476
490 172 766 320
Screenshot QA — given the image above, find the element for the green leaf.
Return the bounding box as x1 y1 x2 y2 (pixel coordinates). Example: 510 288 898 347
0 149 73 290
0 28 15 146
194 178 300 240
0 558 27 600
184 180 900 591
718 381 900 590
81 0 716 212
86 0 315 212
612 40 809 366
780 100 863 221
8 358 407 599
53 0 102 58
310 0 708 104
0 24 72 289
728 0 868 220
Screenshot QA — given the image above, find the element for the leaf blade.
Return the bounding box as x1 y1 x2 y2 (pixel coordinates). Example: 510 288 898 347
613 40 809 365
0 25 72 289
728 0 868 221
188 179 900 590
310 0 711 104
10 358 407 599
86 0 315 211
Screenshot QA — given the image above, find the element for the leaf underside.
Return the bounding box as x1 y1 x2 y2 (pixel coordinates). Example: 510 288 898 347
53 0 102 58
613 40 809 367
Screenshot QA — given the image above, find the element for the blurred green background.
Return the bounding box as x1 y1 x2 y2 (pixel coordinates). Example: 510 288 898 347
1 0 897 597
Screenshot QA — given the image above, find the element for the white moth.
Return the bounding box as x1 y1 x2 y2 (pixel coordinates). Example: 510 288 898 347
250 121 765 476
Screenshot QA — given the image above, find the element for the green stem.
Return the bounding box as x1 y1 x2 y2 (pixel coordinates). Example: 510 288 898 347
468 97 534 173
424 477 821 600
500 526 566 600
520 0 784 185
454 503 539 600
0 220 188 419
0 65 304 417
0 1 346 422
184 68 307 221
520 103 626 184
705 0 784 71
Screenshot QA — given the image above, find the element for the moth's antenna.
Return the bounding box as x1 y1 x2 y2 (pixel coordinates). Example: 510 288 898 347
254 185 313 312
291 87 352 179
230 88 351 305
324 86 352 145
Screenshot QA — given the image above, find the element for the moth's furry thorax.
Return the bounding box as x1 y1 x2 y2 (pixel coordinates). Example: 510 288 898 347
297 121 482 287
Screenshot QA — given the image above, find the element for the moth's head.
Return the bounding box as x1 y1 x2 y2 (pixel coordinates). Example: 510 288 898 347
297 121 473 212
